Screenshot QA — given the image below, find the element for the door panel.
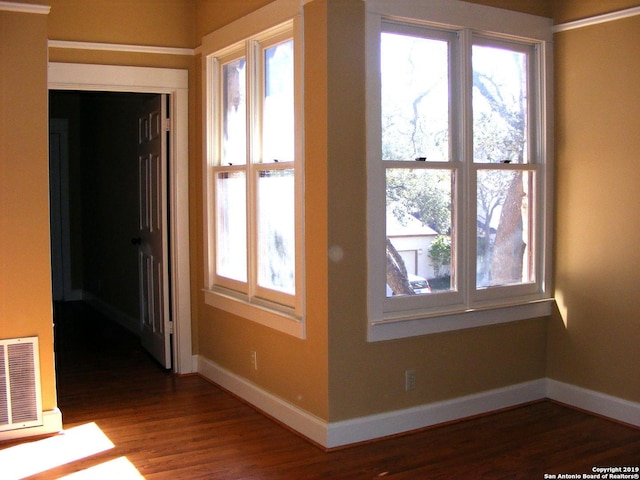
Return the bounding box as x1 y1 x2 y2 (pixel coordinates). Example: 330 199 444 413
137 94 171 369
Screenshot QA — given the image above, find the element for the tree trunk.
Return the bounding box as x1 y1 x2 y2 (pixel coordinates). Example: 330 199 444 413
490 173 526 284
386 238 414 295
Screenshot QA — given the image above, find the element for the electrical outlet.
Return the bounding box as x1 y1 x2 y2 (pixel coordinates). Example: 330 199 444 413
251 351 258 371
405 369 416 391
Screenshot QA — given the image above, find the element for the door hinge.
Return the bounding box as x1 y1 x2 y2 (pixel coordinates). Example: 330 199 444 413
168 321 174 334
163 118 171 132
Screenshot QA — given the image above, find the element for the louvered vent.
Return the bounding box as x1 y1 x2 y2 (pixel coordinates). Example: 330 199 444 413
0 337 43 432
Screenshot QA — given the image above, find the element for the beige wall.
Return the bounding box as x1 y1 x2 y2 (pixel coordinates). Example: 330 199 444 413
1 0 197 421
47 0 196 69
47 1 200 352
549 2 640 402
193 0 331 421
553 0 640 23
48 0 195 47
0 9 55 409
320 0 549 421
191 0 549 424
54 0 551 425
195 0 273 39
3 0 638 441
467 0 550 16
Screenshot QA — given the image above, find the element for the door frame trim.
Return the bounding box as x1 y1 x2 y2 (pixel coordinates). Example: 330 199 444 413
48 62 193 374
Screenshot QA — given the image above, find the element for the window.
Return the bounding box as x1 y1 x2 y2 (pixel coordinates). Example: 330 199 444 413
203 16 304 338
366 1 553 341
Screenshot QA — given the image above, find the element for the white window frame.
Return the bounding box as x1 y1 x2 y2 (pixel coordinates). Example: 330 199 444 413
202 1 305 338
365 0 554 342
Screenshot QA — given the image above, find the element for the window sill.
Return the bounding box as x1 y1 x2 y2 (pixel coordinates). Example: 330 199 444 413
203 288 305 339
368 298 554 342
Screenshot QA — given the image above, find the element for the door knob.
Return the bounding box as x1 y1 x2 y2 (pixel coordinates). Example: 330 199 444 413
131 237 142 245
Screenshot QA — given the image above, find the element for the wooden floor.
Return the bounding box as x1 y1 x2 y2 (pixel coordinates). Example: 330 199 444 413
2 302 639 479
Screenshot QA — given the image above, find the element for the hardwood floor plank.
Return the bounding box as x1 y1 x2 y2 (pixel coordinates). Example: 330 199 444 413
1 302 639 479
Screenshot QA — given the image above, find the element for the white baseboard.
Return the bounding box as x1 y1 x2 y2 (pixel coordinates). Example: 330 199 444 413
197 356 329 446
546 379 640 428
197 355 640 448
197 354 548 449
327 379 546 448
191 354 199 374
0 408 63 442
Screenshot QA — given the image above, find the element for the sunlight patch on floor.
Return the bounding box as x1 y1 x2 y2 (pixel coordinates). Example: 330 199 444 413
60 456 145 479
0 422 122 480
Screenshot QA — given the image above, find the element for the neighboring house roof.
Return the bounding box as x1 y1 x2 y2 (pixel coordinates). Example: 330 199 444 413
387 211 438 236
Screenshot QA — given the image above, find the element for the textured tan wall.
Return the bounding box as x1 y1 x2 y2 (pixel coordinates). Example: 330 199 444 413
321 0 549 421
0 10 56 410
8 0 638 436
195 0 274 39
553 0 639 23
48 0 195 47
46 0 199 354
191 0 551 425
549 4 640 402
467 0 551 17
194 0 331 421
190 0 553 424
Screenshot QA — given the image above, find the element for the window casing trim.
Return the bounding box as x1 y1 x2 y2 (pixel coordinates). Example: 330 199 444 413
202 3 305 338
366 2 554 341
365 0 553 43
203 286 304 339
369 298 554 342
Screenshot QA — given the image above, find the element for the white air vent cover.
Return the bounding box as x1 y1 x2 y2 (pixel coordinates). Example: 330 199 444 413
0 337 43 432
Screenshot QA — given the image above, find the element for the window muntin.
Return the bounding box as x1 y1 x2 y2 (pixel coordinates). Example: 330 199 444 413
373 18 548 329
207 23 300 314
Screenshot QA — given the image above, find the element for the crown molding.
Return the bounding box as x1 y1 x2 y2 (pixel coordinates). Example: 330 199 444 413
554 5 640 33
48 39 194 56
0 1 50 14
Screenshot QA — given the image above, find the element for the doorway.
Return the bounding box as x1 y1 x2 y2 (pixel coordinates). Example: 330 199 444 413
48 63 192 374
50 90 172 365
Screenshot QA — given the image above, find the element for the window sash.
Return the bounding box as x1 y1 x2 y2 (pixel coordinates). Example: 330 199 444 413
207 24 300 312
376 19 547 319
469 35 543 303
256 34 295 165
214 168 248 289
471 36 538 166
221 57 247 166
254 165 296 306
380 24 456 163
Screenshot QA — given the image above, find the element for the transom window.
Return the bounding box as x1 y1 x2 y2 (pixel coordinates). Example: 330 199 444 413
203 18 304 337
366 2 553 341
